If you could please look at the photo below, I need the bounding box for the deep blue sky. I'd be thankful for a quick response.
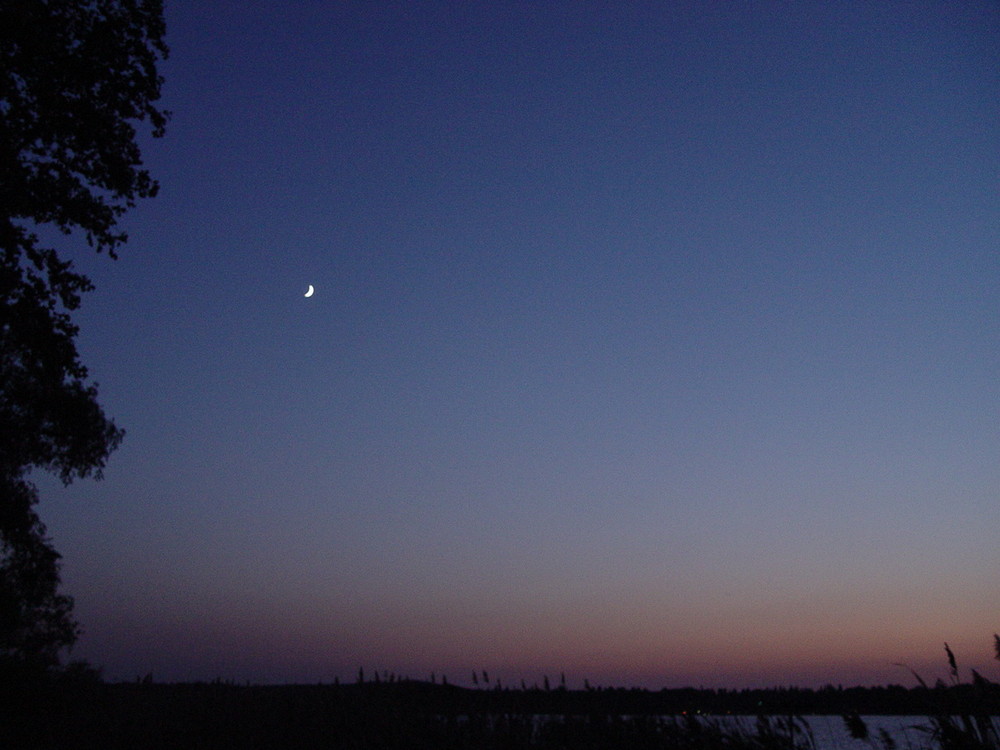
[41,1,999,687]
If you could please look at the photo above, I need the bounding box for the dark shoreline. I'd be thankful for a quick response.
[4,677,998,749]
[95,678,1000,715]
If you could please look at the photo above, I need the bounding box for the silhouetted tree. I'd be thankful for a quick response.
[0,0,167,670]
[0,512,77,672]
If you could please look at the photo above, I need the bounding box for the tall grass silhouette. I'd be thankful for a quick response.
[844,636,1000,750]
[3,635,998,748]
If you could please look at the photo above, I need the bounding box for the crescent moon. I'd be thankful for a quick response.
[304,285,314,298]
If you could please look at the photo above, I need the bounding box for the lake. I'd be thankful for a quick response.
[756,715,934,750]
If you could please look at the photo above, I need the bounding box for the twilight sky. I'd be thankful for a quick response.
[40,1,998,688]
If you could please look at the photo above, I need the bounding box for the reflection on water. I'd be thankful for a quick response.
[771,715,933,750]
[527,714,936,750]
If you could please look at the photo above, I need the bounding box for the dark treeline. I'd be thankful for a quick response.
[5,672,998,749]
[11,673,1000,717]
[274,677,999,716]
[407,679,998,716]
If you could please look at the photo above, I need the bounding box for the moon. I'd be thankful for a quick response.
[304,285,314,298]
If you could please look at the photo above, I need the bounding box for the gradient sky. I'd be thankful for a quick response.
[37,1,998,688]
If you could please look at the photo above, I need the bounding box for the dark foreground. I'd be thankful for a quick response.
[4,674,999,750]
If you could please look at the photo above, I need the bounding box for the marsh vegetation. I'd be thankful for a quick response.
[2,638,997,749]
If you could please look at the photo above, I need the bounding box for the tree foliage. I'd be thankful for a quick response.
[0,0,168,668]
